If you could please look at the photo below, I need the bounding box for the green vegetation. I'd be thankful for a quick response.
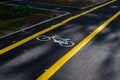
[26,0,94,7]
[0,19,22,31]
[0,3,63,36]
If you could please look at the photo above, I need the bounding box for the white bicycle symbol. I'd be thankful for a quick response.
[36,35,75,47]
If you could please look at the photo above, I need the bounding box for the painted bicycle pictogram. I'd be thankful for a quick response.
[36,35,75,47]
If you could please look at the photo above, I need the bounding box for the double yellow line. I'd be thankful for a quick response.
[0,0,116,55]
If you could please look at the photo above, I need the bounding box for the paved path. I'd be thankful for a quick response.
[0,0,120,80]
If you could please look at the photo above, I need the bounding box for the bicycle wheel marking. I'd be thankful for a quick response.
[36,35,51,41]
[36,35,75,47]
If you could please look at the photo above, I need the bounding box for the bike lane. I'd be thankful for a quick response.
[0,0,120,80]
[50,14,120,80]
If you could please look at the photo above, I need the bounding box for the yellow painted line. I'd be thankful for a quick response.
[0,0,116,55]
[37,11,120,80]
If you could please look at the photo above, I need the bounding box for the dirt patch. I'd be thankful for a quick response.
[0,3,65,37]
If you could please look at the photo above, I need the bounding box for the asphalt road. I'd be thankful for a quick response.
[0,0,120,80]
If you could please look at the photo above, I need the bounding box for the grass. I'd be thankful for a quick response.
[0,19,23,30]
[0,3,64,36]
[25,0,94,7]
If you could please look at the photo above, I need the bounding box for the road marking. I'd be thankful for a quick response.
[36,35,75,47]
[37,11,120,80]
[0,0,116,55]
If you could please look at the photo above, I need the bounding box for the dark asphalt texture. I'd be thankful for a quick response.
[0,0,120,80]
[50,14,120,80]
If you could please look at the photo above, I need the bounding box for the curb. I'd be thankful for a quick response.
[0,12,70,39]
